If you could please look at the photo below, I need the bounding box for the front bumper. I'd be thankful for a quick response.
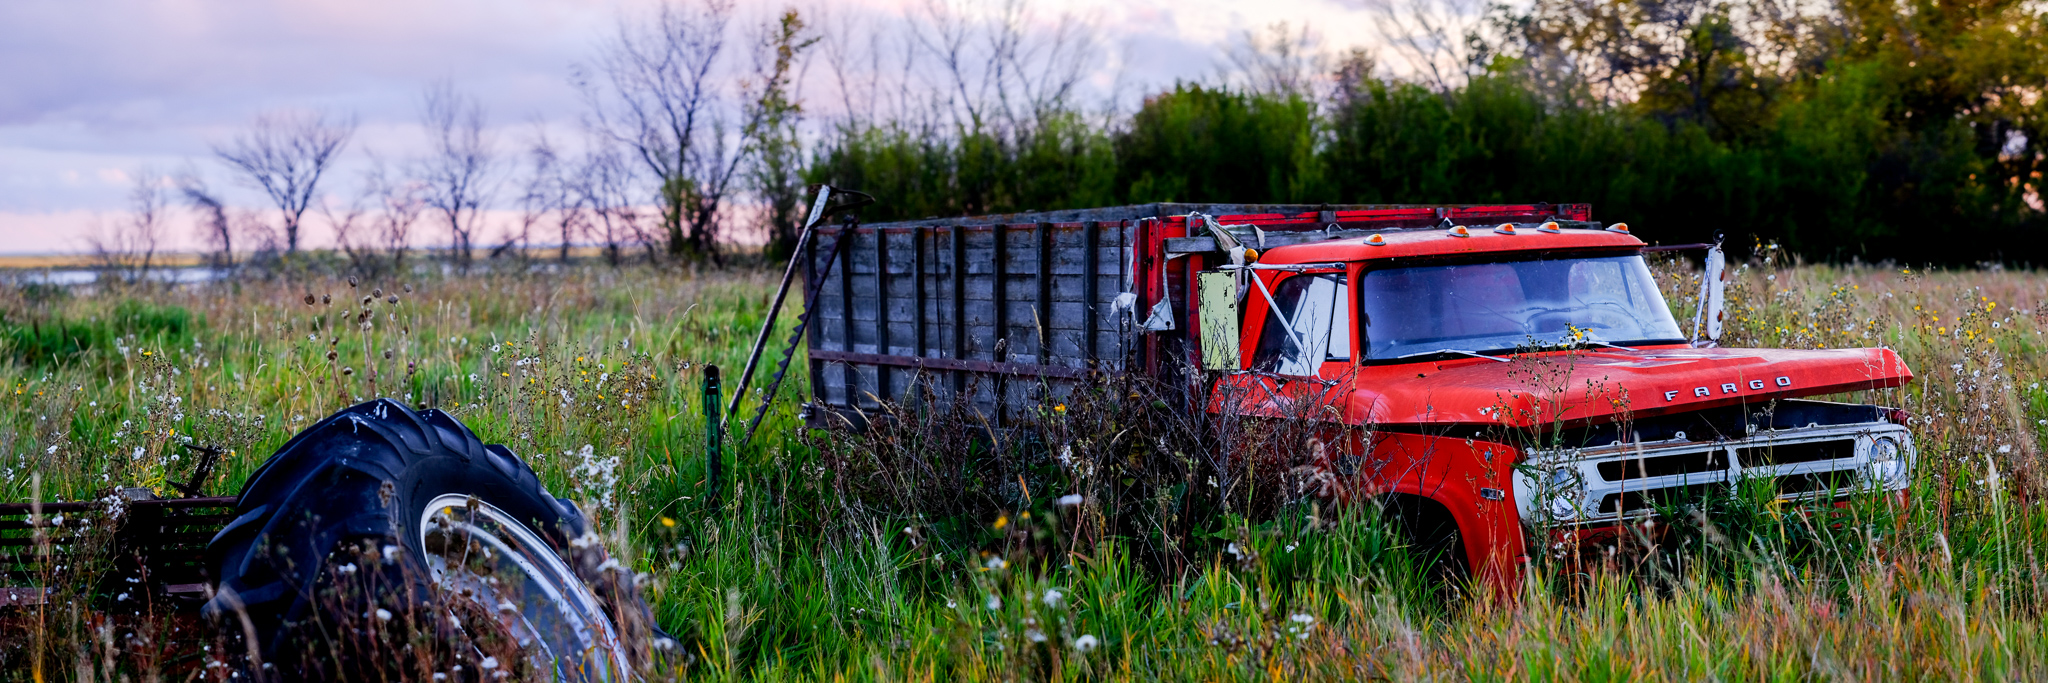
[1513,420,1914,526]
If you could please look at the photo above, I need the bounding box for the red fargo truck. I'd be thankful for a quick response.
[795,198,1916,588]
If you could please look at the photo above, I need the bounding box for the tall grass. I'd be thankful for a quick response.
[3,257,2047,680]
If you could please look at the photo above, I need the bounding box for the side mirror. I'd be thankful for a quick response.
[1198,271,1241,370]
[1692,243,1726,347]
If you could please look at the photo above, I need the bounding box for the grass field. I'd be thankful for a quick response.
[4,254,2048,681]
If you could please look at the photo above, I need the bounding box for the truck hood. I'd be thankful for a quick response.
[1340,346,1914,428]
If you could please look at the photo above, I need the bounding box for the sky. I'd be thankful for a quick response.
[0,0,1397,255]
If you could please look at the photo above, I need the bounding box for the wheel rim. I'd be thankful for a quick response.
[420,494,632,681]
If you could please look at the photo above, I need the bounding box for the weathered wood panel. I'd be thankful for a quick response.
[807,216,1137,424]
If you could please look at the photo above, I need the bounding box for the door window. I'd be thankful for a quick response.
[1252,274,1350,376]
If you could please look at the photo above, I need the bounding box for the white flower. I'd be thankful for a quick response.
[1042,588,1063,607]
[338,563,358,574]
[1998,445,2013,454]
[1026,629,1047,643]
[1225,543,1242,557]
[1057,494,1083,506]
[1285,544,1297,553]
[984,556,1007,571]
[479,656,499,670]
[1290,613,1315,625]
[375,608,392,621]
[986,595,1002,610]
[1073,634,1100,652]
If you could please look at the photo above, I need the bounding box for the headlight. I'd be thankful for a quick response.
[1866,436,1904,485]
[1546,468,1586,518]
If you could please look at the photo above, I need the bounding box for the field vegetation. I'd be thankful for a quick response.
[2,251,2047,680]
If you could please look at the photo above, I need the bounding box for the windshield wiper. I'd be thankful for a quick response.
[1395,349,1511,363]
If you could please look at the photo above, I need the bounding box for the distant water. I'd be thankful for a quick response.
[4,267,228,286]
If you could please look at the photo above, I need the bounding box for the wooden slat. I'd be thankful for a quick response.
[950,226,967,397]
[873,225,891,401]
[1036,222,1051,361]
[806,226,826,410]
[840,227,858,405]
[1084,221,1100,362]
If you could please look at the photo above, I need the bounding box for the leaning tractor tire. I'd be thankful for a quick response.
[203,398,665,681]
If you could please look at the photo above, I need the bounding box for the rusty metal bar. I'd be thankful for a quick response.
[809,349,1093,380]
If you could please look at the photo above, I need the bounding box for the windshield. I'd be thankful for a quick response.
[1359,253,1683,360]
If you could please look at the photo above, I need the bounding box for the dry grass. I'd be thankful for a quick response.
[1,255,2046,680]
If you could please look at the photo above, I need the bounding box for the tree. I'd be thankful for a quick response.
[416,82,498,270]
[579,0,736,262]
[578,143,642,267]
[520,132,588,264]
[88,169,170,285]
[176,169,233,269]
[747,9,818,262]
[212,110,356,253]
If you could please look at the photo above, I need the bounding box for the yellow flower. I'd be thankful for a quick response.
[577,356,585,362]
[501,372,510,377]
[661,516,676,528]
[992,515,1008,531]
[1054,403,1066,414]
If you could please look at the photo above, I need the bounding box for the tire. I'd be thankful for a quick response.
[203,398,668,681]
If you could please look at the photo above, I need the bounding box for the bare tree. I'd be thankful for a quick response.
[366,160,428,274]
[520,131,589,264]
[416,82,498,270]
[578,143,640,267]
[176,168,234,270]
[87,169,170,285]
[1362,0,1494,93]
[580,0,752,262]
[212,110,356,253]
[1221,22,1332,98]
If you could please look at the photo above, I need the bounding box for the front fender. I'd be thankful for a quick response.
[1354,431,1527,592]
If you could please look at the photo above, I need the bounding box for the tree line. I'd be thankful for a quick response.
[808,0,2048,264]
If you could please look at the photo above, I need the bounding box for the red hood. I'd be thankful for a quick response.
[1329,346,1914,428]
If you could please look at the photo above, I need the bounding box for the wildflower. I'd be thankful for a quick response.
[986,595,1002,610]
[984,556,1007,571]
[1043,588,1063,607]
[992,514,1008,530]
[479,657,498,670]
[1290,613,1315,625]
[1057,494,1083,506]
[1027,628,1047,643]
[661,517,677,528]
[375,608,392,621]
[1054,403,1066,414]
[1074,634,1100,652]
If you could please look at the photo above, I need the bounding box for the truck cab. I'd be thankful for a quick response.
[1197,215,1915,588]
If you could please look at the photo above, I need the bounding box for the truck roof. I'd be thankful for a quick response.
[1257,224,1648,265]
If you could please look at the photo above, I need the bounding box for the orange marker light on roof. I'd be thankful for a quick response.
[1244,248,1260,262]
[1494,223,1518,235]
[1538,221,1561,234]
[1606,222,1631,234]
[1365,233,1387,246]
[1448,226,1472,238]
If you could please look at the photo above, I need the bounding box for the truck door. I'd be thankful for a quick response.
[1210,270,1355,423]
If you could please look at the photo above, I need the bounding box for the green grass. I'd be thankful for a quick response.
[4,258,2048,680]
